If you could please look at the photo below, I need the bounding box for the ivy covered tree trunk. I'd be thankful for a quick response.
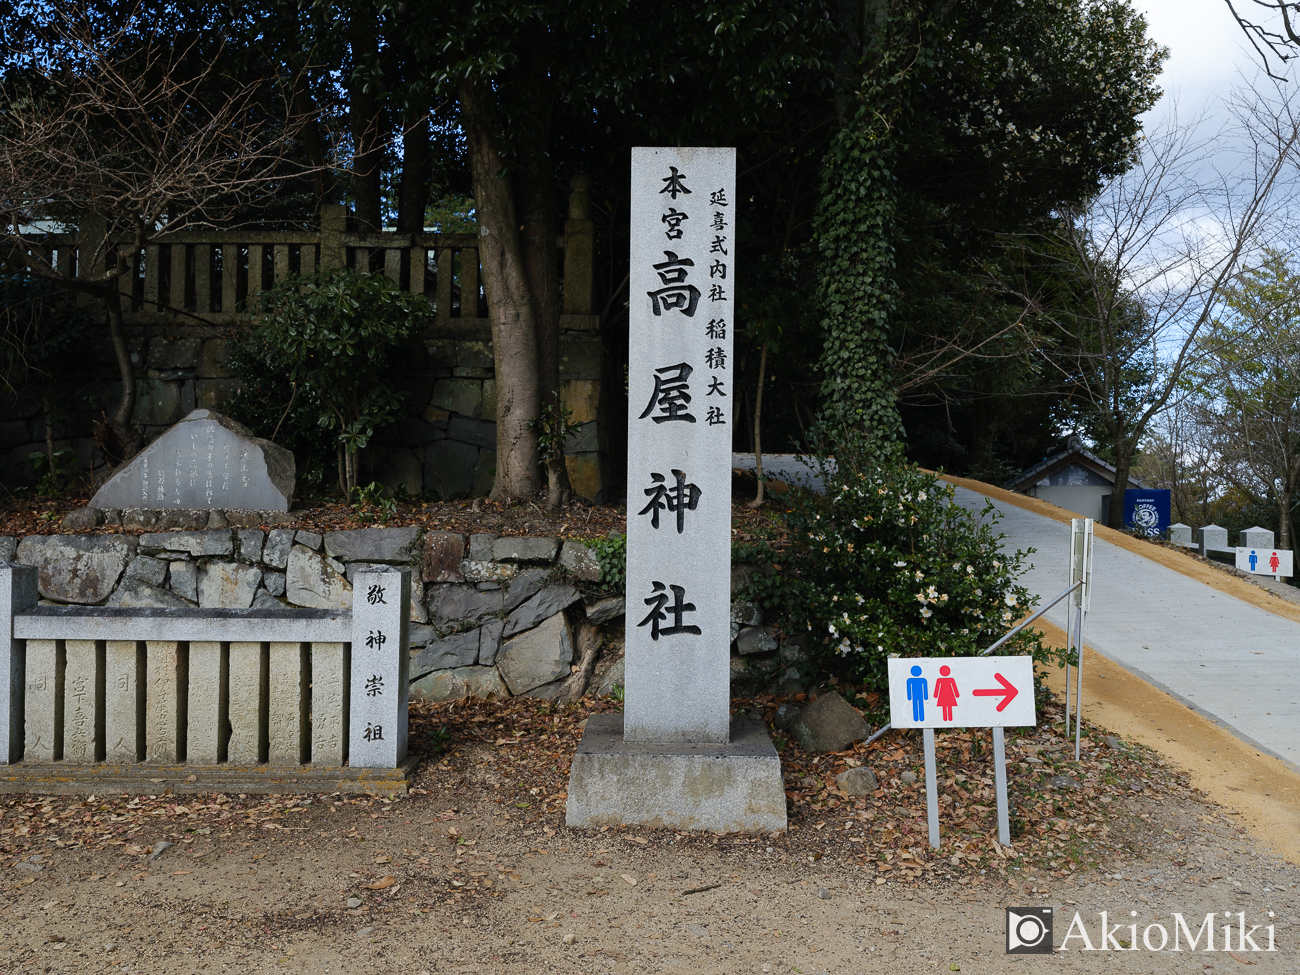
[814,109,905,447]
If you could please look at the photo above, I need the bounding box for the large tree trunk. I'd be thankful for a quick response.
[513,49,570,509]
[1108,439,1135,530]
[1279,488,1293,549]
[104,287,141,460]
[395,105,430,235]
[348,22,384,231]
[460,81,542,502]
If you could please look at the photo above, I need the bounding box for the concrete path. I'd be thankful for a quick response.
[951,485,1300,771]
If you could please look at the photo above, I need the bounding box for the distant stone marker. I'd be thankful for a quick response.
[90,410,295,512]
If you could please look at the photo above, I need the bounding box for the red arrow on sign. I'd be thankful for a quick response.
[972,672,1019,712]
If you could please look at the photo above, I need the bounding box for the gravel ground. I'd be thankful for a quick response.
[1,696,1295,974]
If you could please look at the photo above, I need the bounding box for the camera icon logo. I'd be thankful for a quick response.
[1006,907,1053,954]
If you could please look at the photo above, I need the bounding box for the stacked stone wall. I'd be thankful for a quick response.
[0,526,803,703]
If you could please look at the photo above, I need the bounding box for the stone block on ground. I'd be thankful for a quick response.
[835,766,879,795]
[789,691,871,754]
[496,612,573,695]
[90,409,295,511]
[16,535,137,605]
[565,713,787,832]
[410,666,508,703]
[503,584,581,638]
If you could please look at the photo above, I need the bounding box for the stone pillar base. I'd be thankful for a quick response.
[565,713,787,832]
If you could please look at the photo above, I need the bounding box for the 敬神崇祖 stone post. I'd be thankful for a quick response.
[566,147,785,832]
[349,567,410,768]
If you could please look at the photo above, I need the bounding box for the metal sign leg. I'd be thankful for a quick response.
[1074,607,1087,761]
[993,727,1010,846]
[1063,598,1074,733]
[924,728,939,849]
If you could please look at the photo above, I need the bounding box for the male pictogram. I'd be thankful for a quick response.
[906,665,928,722]
[934,664,960,722]
[1250,549,1259,571]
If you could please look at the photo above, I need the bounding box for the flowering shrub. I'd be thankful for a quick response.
[781,445,1050,692]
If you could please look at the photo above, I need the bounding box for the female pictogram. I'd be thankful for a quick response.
[934,664,960,722]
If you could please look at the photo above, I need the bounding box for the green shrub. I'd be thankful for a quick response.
[225,268,431,497]
[780,436,1051,692]
[588,535,627,593]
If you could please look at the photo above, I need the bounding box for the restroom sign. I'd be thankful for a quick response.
[1235,547,1294,578]
[887,656,1037,729]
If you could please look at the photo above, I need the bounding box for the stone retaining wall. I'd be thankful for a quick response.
[0,527,804,702]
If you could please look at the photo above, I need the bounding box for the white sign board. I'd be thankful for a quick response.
[1235,547,1294,578]
[888,656,1036,729]
[623,147,736,744]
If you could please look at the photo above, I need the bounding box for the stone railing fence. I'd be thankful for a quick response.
[6,177,614,501]
[0,563,412,794]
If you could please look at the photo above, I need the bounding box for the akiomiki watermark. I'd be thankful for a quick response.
[1006,907,1279,954]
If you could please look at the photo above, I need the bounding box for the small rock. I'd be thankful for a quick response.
[773,703,801,730]
[62,507,104,530]
[205,509,229,529]
[148,840,173,861]
[1048,775,1081,790]
[347,897,362,909]
[562,933,577,945]
[1105,735,1122,750]
[789,691,871,753]
[583,595,625,625]
[736,625,779,656]
[357,925,374,936]
[817,887,831,900]
[835,767,880,795]
[900,771,918,785]
[296,529,323,550]
[558,540,602,581]
[13,861,44,874]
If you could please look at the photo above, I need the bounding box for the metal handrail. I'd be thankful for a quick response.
[860,579,1084,747]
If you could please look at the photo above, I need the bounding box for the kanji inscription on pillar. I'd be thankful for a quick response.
[625,147,735,744]
[349,567,410,768]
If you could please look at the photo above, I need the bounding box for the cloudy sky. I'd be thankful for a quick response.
[1135,0,1293,121]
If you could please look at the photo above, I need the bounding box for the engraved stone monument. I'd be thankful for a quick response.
[350,567,410,768]
[90,410,295,512]
[565,147,785,832]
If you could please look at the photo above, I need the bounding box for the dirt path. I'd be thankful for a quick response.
[3,698,1297,974]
